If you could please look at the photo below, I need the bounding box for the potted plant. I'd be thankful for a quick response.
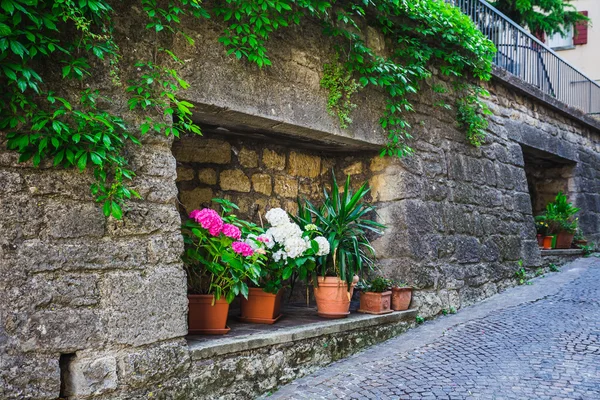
[357,276,393,315]
[239,208,330,324]
[534,218,548,248]
[574,229,588,247]
[182,199,265,334]
[391,281,413,311]
[538,192,580,250]
[296,172,385,318]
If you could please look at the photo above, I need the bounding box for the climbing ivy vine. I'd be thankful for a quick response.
[0,0,495,218]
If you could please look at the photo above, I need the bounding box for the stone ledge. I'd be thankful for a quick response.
[188,308,417,361]
[541,249,584,257]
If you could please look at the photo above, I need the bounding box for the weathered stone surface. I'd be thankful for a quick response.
[252,173,272,196]
[288,151,321,178]
[262,149,286,170]
[180,187,214,212]
[343,161,362,175]
[172,137,231,164]
[197,168,217,185]
[62,355,118,397]
[220,169,251,192]
[274,175,298,198]
[44,201,105,239]
[239,147,258,168]
[176,167,194,182]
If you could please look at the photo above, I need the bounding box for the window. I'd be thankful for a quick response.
[547,25,574,50]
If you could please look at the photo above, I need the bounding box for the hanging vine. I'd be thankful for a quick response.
[0,0,495,218]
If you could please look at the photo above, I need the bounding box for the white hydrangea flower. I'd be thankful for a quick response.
[265,208,290,227]
[273,249,287,262]
[244,234,260,250]
[267,222,302,244]
[284,236,310,259]
[314,236,330,256]
[257,233,275,249]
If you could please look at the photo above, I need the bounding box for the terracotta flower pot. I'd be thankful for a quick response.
[239,288,283,324]
[556,232,575,249]
[391,287,412,311]
[536,234,544,247]
[543,236,554,250]
[313,276,358,319]
[188,294,230,335]
[359,291,392,315]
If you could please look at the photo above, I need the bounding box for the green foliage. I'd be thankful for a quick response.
[415,315,425,324]
[549,263,560,272]
[181,199,265,302]
[320,56,360,129]
[537,192,580,234]
[456,84,492,147]
[295,171,385,286]
[449,306,457,314]
[535,268,544,277]
[213,0,496,156]
[0,0,204,218]
[515,267,528,285]
[491,0,590,36]
[358,276,392,293]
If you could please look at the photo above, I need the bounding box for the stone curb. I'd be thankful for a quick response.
[188,308,417,360]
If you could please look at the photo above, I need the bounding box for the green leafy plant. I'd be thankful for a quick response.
[441,308,449,316]
[549,263,560,272]
[449,306,457,314]
[415,315,425,324]
[537,192,580,234]
[295,172,386,287]
[535,268,544,277]
[321,56,360,129]
[181,199,265,303]
[515,267,528,285]
[358,276,393,293]
[491,0,590,37]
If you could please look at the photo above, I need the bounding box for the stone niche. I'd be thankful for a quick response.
[172,129,377,223]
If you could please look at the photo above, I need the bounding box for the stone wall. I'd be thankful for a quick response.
[1,5,600,399]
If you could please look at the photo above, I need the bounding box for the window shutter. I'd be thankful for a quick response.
[574,11,589,46]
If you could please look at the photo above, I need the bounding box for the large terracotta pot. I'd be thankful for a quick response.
[391,287,412,311]
[358,291,392,315]
[240,288,283,324]
[188,294,230,335]
[543,236,554,250]
[313,276,358,319]
[536,234,544,247]
[556,232,575,249]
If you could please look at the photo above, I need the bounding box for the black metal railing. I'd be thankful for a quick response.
[448,0,600,115]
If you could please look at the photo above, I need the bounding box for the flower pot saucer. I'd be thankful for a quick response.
[238,314,282,325]
[188,326,231,335]
[317,311,350,319]
[357,309,393,315]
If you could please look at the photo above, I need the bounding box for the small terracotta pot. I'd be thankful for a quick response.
[240,288,283,324]
[391,287,412,311]
[536,234,544,247]
[556,232,575,249]
[313,276,358,319]
[359,291,392,314]
[188,294,230,335]
[542,236,554,250]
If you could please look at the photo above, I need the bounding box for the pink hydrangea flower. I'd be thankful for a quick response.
[231,241,254,257]
[257,236,270,243]
[222,223,241,240]
[189,208,223,236]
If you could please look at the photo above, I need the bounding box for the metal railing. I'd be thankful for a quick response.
[447,0,600,115]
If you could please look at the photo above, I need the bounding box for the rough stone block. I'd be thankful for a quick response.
[220,169,251,192]
[131,146,177,178]
[514,192,533,214]
[370,171,422,202]
[61,355,118,397]
[288,151,321,178]
[107,203,180,237]
[172,137,231,164]
[343,161,362,175]
[45,201,105,239]
[198,168,217,185]
[0,194,45,241]
[262,149,286,170]
[454,236,481,264]
[0,353,59,399]
[29,273,100,308]
[369,156,392,173]
[239,147,258,168]
[176,167,194,182]
[274,175,298,198]
[180,187,214,212]
[101,265,187,346]
[252,173,273,196]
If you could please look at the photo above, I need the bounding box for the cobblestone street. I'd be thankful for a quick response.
[267,258,600,399]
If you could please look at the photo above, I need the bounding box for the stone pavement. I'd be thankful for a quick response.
[266,257,600,399]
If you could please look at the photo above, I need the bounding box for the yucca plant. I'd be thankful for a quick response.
[295,172,386,287]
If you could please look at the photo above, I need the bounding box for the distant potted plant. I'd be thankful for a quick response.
[357,276,393,315]
[391,281,413,311]
[537,192,579,250]
[574,229,588,247]
[239,208,330,324]
[296,172,385,318]
[534,218,548,248]
[182,199,265,334]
